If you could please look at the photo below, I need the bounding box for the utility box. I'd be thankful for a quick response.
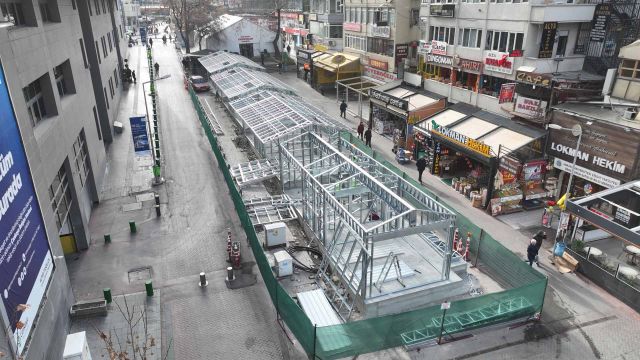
[274,250,293,277]
[63,331,93,360]
[264,222,286,248]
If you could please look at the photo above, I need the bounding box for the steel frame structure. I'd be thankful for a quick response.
[198,50,264,76]
[210,67,295,101]
[335,76,383,121]
[279,132,457,319]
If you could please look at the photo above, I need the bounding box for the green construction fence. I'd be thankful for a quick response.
[188,87,548,359]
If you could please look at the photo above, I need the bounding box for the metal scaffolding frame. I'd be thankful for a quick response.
[210,67,295,101]
[198,50,265,75]
[243,195,298,226]
[279,132,457,320]
[335,76,383,121]
[230,159,279,188]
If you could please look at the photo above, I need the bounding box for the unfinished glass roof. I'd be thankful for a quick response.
[229,91,345,143]
[210,67,295,100]
[198,51,264,75]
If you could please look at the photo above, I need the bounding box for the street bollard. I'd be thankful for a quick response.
[199,272,208,287]
[155,204,161,217]
[155,149,160,159]
[232,242,241,269]
[226,267,234,281]
[145,280,154,296]
[129,221,137,233]
[103,288,112,303]
[104,234,111,244]
[154,193,160,205]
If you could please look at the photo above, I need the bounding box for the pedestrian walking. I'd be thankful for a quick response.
[286,44,291,53]
[527,239,539,267]
[132,70,136,83]
[340,100,347,118]
[416,156,427,184]
[154,62,159,77]
[260,51,265,66]
[364,127,372,147]
[533,231,546,266]
[162,34,167,44]
[149,38,153,48]
[357,121,365,140]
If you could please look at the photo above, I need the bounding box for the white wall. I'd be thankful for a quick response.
[207,19,276,55]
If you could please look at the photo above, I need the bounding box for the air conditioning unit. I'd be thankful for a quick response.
[265,222,286,247]
[274,250,293,277]
[623,108,637,120]
[328,40,337,47]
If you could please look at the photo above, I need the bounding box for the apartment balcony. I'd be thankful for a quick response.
[316,12,344,23]
[530,0,596,22]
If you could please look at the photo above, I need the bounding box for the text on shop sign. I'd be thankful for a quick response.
[550,142,626,174]
[433,121,492,156]
[370,88,409,111]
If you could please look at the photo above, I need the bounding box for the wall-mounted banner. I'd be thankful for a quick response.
[371,26,390,38]
[538,22,558,59]
[590,4,611,42]
[0,58,54,355]
[484,51,513,74]
[427,54,453,66]
[418,40,431,54]
[129,116,150,155]
[516,70,552,87]
[343,22,361,32]
[430,40,447,56]
[498,83,516,104]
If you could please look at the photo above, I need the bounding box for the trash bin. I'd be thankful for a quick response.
[554,242,566,257]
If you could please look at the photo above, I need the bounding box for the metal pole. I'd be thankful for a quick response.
[473,229,484,267]
[555,129,582,243]
[142,82,156,165]
[437,308,448,345]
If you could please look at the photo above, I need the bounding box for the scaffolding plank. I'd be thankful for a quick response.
[230,159,279,187]
[201,97,224,135]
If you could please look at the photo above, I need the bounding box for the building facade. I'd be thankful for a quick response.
[0,0,126,357]
[342,0,422,81]
[417,0,597,117]
[123,0,141,28]
[308,0,343,51]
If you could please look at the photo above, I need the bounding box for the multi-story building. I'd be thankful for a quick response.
[417,0,598,117]
[308,0,343,51]
[123,0,141,29]
[342,0,422,82]
[0,0,125,358]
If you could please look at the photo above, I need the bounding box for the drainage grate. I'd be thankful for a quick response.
[122,202,143,212]
[127,266,152,283]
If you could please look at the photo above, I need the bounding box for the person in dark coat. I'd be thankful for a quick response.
[340,100,347,118]
[149,38,153,48]
[533,230,546,266]
[527,239,539,267]
[132,70,136,83]
[357,121,365,140]
[364,127,372,147]
[416,156,427,184]
[154,62,159,77]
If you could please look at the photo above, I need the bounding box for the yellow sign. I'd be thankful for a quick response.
[408,114,420,125]
[314,44,328,52]
[433,121,492,157]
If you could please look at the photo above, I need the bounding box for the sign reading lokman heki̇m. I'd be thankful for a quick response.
[0,58,54,355]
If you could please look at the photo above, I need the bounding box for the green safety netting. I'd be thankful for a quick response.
[188,88,547,359]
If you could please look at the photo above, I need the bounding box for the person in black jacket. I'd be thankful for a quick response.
[416,156,427,184]
[533,231,546,266]
[527,239,539,267]
[340,100,347,118]
[364,127,372,147]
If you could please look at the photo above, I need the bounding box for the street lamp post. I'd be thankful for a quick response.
[142,74,171,185]
[548,123,582,243]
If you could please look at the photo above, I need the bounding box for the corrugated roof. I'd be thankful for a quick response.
[198,51,264,75]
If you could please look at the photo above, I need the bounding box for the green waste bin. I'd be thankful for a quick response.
[153,165,161,177]
[103,288,112,303]
[104,234,111,243]
[129,221,137,233]
[145,280,154,296]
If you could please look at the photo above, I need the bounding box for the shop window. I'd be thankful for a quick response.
[329,24,342,39]
[480,75,510,97]
[486,30,523,52]
[367,37,393,57]
[73,130,91,188]
[429,26,455,44]
[459,28,482,48]
[54,60,75,97]
[345,34,367,51]
[49,165,72,231]
[556,35,568,57]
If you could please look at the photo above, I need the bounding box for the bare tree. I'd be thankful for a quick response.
[195,11,224,51]
[165,0,216,53]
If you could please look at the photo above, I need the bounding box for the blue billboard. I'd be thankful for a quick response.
[129,115,150,155]
[0,59,54,353]
[140,27,147,44]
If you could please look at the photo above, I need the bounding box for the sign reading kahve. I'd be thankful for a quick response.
[369,88,409,111]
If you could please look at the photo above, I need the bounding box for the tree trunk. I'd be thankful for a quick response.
[273,8,281,58]
[198,35,203,51]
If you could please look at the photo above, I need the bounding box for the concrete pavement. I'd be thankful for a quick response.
[274,71,640,360]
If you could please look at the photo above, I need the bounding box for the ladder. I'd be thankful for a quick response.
[374,252,406,292]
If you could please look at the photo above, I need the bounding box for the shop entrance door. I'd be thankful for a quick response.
[60,233,77,254]
[239,44,254,58]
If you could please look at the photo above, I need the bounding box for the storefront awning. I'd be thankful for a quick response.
[370,81,445,118]
[314,53,361,73]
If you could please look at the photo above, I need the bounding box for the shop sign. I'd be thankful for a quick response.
[514,96,547,118]
[238,35,253,43]
[499,156,521,183]
[553,158,621,188]
[297,50,310,61]
[344,22,361,32]
[430,4,455,17]
[458,58,482,73]
[363,66,398,82]
[615,207,631,224]
[498,83,516,104]
[590,4,611,42]
[484,51,513,74]
[509,49,523,57]
[538,22,558,59]
[371,26,391,38]
[369,88,409,111]
[369,59,389,71]
[432,121,492,156]
[431,40,447,55]
[427,54,453,66]
[523,160,545,182]
[432,142,442,174]
[309,13,317,21]
[516,71,552,87]
[395,44,409,65]
[418,40,431,54]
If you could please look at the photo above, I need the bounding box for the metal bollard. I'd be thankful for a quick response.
[154,193,160,205]
[129,221,137,233]
[145,280,154,296]
[103,288,112,303]
[232,242,241,269]
[199,272,208,287]
[155,204,161,217]
[104,234,111,244]
[226,267,234,281]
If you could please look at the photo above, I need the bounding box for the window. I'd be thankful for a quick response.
[368,8,374,24]
[355,7,359,23]
[1,2,25,25]
[94,0,100,14]
[54,64,67,97]
[619,59,640,79]
[39,3,51,22]
[101,0,106,14]
[104,87,109,109]
[345,34,367,51]
[71,0,75,10]
[73,131,91,187]
[108,77,114,98]
[374,8,389,25]
[329,24,342,39]
[486,30,523,52]
[113,68,118,87]
[362,7,367,24]
[462,0,485,3]
[459,28,483,48]
[107,32,112,52]
[490,0,528,3]
[93,106,102,140]
[556,35,568,57]
[49,166,72,231]
[574,22,590,55]
[429,26,455,44]
[95,40,101,63]
[79,39,88,68]
[431,0,454,3]
[23,78,47,127]
[101,36,107,58]
[87,0,92,15]
[367,37,394,57]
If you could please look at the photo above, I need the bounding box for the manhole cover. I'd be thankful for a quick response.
[122,202,143,212]
[127,267,152,283]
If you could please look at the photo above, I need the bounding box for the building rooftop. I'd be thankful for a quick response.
[619,39,640,60]
[552,102,640,130]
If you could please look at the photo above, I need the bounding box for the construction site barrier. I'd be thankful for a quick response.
[188,87,548,359]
